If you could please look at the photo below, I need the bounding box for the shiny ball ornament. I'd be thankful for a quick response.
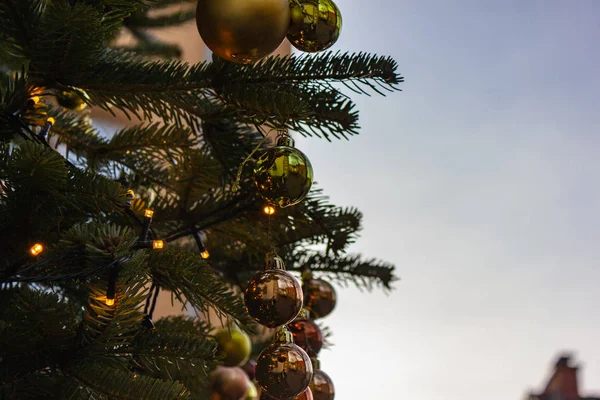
[309,368,334,400]
[215,328,253,367]
[195,0,290,63]
[256,330,313,399]
[244,381,258,400]
[287,0,342,53]
[288,317,323,357]
[262,387,314,400]
[241,360,257,381]
[56,90,87,111]
[211,366,251,400]
[245,253,303,328]
[253,131,313,208]
[309,367,334,400]
[302,279,336,319]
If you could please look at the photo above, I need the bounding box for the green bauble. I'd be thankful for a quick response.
[253,132,313,208]
[215,328,252,367]
[287,0,342,53]
[56,90,87,111]
[244,381,258,400]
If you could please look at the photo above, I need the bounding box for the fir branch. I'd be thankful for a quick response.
[221,51,403,93]
[79,282,148,356]
[147,248,256,331]
[131,329,218,377]
[290,252,398,291]
[65,361,189,400]
[0,288,78,383]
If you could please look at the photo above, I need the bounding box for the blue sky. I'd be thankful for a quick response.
[294,1,600,399]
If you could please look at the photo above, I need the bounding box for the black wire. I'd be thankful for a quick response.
[143,282,157,315]
[148,283,161,319]
[1,256,128,284]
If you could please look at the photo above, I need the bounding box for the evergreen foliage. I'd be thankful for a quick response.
[0,0,402,398]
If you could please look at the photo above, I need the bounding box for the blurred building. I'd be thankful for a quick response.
[526,355,600,400]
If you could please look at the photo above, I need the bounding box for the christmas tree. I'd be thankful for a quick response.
[0,0,402,398]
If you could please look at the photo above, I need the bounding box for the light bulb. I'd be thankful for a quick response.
[263,205,276,215]
[30,243,44,256]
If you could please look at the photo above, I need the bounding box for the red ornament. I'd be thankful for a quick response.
[242,360,257,381]
[211,366,251,400]
[288,318,323,357]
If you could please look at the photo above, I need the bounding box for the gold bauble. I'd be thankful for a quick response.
[244,381,258,400]
[56,90,87,111]
[256,341,312,398]
[195,0,290,63]
[287,0,342,53]
[214,328,253,367]
[309,369,334,400]
[302,279,336,320]
[244,254,303,328]
[254,132,313,208]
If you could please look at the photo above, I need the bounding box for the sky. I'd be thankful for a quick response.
[292,1,600,399]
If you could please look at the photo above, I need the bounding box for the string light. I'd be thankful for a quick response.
[31,96,40,104]
[105,262,120,307]
[29,243,44,256]
[263,205,276,215]
[39,117,55,139]
[152,240,164,250]
[144,209,154,219]
[192,228,210,259]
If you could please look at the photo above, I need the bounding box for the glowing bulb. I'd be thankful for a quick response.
[152,240,164,250]
[263,205,276,215]
[105,298,115,306]
[46,117,55,125]
[31,96,40,104]
[126,189,134,196]
[144,209,154,218]
[30,243,44,256]
[201,250,210,259]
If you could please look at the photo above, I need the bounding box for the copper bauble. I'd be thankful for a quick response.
[253,132,313,208]
[244,254,303,328]
[302,279,336,319]
[211,366,251,400]
[309,369,334,400]
[256,343,312,398]
[195,0,290,63]
[288,318,323,357]
[287,0,342,53]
